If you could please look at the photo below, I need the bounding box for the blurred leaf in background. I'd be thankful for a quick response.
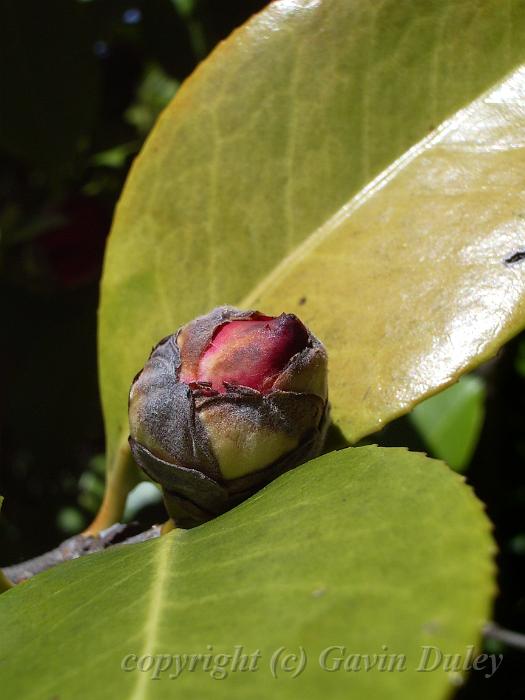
[410,375,486,472]
[125,63,179,135]
[514,336,525,378]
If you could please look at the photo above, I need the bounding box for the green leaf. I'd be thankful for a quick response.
[246,62,525,441]
[0,447,495,699]
[410,376,486,472]
[91,143,139,170]
[99,0,525,496]
[125,63,179,136]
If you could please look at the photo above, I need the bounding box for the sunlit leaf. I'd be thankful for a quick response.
[246,68,525,438]
[97,0,525,514]
[0,447,495,699]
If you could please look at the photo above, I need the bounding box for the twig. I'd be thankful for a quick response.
[484,622,525,651]
[2,522,161,585]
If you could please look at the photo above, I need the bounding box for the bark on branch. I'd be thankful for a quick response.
[2,522,161,585]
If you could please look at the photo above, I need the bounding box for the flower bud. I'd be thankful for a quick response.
[129,306,329,526]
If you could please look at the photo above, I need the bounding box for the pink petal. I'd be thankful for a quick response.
[195,314,309,393]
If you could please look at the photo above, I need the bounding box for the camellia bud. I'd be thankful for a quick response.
[129,306,329,526]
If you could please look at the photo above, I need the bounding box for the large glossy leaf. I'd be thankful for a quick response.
[247,63,525,437]
[99,0,525,482]
[0,447,495,699]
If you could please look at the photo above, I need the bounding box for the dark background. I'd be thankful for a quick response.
[0,2,523,697]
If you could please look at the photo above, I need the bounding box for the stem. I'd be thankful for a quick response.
[161,518,176,535]
[484,622,525,651]
[84,440,140,535]
[2,522,161,586]
[0,568,13,592]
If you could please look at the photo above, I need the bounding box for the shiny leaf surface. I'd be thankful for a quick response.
[99,0,525,479]
[247,66,525,437]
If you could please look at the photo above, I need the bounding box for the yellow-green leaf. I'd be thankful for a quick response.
[0,447,496,699]
[99,0,525,486]
[247,66,525,437]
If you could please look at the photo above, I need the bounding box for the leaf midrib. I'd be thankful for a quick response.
[130,534,173,700]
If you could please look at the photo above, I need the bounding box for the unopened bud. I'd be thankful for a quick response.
[129,306,329,526]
